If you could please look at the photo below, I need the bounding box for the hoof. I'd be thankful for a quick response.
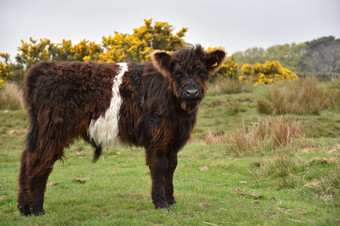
[32,210,45,216]
[155,203,169,212]
[160,207,170,212]
[18,205,31,217]
[30,207,45,216]
[167,198,176,206]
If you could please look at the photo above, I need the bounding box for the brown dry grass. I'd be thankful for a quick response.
[208,77,253,95]
[0,82,25,111]
[206,117,304,155]
[270,117,304,147]
[206,131,226,145]
[258,76,340,115]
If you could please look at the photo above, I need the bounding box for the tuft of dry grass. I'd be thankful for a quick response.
[255,143,340,191]
[271,117,304,147]
[206,117,304,155]
[258,76,340,115]
[303,161,340,201]
[0,82,25,111]
[206,130,226,145]
[258,151,300,189]
[208,77,252,95]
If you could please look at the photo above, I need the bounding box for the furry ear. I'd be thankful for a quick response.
[151,50,171,77]
[206,49,227,76]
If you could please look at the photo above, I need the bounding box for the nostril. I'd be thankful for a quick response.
[186,89,196,94]
[186,89,199,98]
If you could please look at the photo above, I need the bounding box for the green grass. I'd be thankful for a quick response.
[0,81,340,225]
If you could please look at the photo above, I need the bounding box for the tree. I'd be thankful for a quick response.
[266,42,307,72]
[234,43,308,73]
[234,47,266,66]
[300,36,340,73]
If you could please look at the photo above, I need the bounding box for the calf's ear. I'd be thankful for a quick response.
[151,50,171,77]
[206,49,227,76]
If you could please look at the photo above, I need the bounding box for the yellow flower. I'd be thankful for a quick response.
[83,56,91,62]
[241,60,298,85]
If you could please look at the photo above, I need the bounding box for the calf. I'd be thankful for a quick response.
[18,45,226,216]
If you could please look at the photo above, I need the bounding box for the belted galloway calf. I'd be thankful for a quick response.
[18,45,226,216]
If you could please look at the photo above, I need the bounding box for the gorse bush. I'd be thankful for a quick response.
[258,76,340,115]
[240,60,298,85]
[100,19,187,63]
[15,19,187,66]
[0,19,189,85]
[0,53,13,85]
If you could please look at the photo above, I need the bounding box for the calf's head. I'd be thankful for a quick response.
[152,45,226,112]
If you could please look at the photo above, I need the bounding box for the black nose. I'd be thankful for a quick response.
[186,89,199,99]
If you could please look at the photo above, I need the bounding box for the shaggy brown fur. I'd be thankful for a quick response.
[18,45,226,216]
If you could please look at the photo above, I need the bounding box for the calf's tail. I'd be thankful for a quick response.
[26,106,38,153]
[24,63,41,153]
[93,146,102,163]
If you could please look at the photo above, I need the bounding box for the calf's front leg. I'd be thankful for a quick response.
[164,154,177,205]
[147,151,169,211]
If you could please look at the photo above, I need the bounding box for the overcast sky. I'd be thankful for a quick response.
[1,0,339,60]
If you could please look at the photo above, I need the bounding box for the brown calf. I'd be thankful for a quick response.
[18,45,226,215]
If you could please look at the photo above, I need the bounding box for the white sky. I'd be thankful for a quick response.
[0,0,339,60]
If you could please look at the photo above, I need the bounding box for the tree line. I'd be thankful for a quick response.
[234,36,340,74]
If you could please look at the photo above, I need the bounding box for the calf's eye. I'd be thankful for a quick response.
[199,72,207,79]
[174,72,182,79]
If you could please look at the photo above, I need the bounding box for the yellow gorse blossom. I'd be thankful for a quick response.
[241,60,298,85]
[4,19,188,84]
[0,53,13,83]
[99,19,187,63]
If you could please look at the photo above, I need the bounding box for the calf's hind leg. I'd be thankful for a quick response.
[18,148,31,216]
[18,147,60,216]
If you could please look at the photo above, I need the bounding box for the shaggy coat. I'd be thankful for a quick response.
[18,45,226,216]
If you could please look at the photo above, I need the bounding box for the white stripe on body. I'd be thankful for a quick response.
[87,63,128,147]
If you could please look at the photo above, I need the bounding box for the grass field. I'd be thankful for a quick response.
[0,79,339,225]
